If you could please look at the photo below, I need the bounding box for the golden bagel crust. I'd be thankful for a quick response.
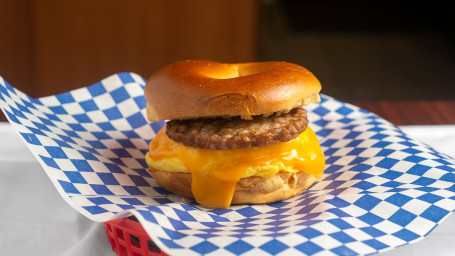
[149,168,316,205]
[145,60,321,121]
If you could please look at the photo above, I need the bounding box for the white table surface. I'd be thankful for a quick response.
[1,122,454,256]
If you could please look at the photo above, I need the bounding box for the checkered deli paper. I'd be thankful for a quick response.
[1,73,455,256]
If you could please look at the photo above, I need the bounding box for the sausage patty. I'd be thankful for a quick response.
[165,108,308,150]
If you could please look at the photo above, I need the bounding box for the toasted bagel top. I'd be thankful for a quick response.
[144,60,321,121]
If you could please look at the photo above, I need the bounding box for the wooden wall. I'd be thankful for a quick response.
[0,0,259,97]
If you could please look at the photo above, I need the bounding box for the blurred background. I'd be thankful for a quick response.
[0,0,454,101]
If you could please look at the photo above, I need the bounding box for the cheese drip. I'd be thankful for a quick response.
[147,126,324,208]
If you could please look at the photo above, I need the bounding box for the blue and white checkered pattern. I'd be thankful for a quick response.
[1,73,454,256]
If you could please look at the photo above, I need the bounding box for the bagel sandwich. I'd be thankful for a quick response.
[144,60,325,208]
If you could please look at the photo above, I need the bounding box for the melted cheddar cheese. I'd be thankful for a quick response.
[147,127,325,208]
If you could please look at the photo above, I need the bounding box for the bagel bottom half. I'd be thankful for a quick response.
[149,168,316,205]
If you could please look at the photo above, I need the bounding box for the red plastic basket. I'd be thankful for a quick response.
[105,216,168,256]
